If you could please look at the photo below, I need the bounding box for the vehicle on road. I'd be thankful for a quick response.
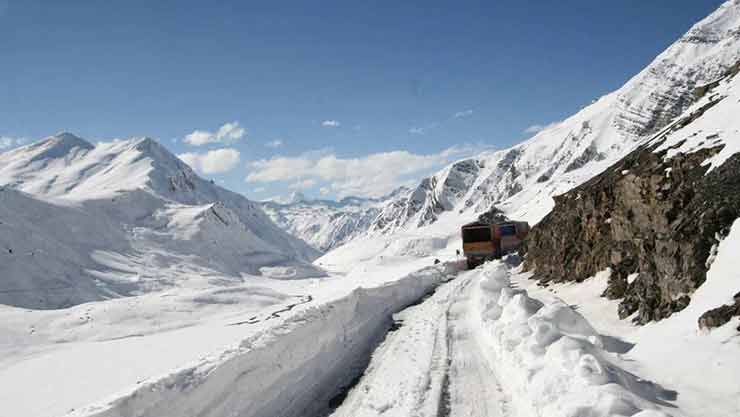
[461,221,529,269]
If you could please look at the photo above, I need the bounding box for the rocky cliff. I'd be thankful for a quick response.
[524,64,740,324]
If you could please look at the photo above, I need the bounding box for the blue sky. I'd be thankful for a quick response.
[0,0,726,200]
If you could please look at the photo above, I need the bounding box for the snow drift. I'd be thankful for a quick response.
[66,263,460,417]
[475,261,674,417]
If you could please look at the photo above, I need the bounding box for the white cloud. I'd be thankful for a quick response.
[453,109,473,118]
[178,148,241,174]
[184,121,246,146]
[253,187,266,193]
[409,127,425,135]
[265,139,284,148]
[246,145,479,198]
[289,179,317,190]
[0,136,25,149]
[524,121,561,135]
[321,120,340,128]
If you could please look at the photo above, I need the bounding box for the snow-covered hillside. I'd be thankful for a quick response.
[260,189,407,252]
[367,0,740,236]
[0,133,321,309]
[320,0,740,270]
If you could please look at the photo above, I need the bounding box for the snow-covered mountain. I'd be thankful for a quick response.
[260,188,408,252]
[367,0,740,235]
[0,133,321,309]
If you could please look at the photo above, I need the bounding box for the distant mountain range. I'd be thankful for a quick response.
[260,188,409,252]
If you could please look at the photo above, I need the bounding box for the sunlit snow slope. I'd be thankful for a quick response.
[0,134,321,309]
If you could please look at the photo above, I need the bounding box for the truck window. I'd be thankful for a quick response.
[499,224,517,236]
[462,227,491,243]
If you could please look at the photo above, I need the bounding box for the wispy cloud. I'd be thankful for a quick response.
[246,145,481,198]
[184,121,246,146]
[0,136,26,150]
[408,109,473,135]
[265,139,284,148]
[523,120,562,135]
[453,109,473,118]
[321,120,340,128]
[178,148,241,174]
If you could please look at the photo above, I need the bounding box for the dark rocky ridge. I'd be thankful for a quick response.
[523,95,740,324]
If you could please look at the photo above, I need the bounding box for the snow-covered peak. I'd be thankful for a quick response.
[0,135,203,202]
[0,137,325,311]
[20,131,94,162]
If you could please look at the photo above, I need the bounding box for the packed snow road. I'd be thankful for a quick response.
[329,270,510,417]
[329,260,678,417]
[2,259,681,417]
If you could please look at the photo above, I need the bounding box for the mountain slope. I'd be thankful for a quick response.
[0,134,321,309]
[366,0,740,236]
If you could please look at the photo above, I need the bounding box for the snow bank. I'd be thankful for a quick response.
[384,235,449,257]
[474,262,673,417]
[258,263,327,280]
[70,263,461,417]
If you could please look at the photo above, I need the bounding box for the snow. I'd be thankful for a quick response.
[330,269,510,417]
[510,218,740,417]
[0,134,320,309]
[476,261,674,417]
[1,2,740,416]
[0,262,461,417]
[260,193,397,253]
[651,68,740,172]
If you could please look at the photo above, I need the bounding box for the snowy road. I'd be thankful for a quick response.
[443,276,509,417]
[330,270,509,417]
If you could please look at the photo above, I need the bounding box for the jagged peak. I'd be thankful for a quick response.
[45,132,94,149]
[22,132,94,162]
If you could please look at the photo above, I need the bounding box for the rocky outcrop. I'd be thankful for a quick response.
[524,133,740,323]
[524,56,740,325]
[698,292,740,331]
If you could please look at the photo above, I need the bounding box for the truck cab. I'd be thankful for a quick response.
[461,221,529,269]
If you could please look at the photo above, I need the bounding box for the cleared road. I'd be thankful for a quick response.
[329,270,510,417]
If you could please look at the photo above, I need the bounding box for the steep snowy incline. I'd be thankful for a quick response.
[0,134,320,309]
[366,0,740,236]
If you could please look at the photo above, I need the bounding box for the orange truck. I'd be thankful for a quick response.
[461,221,529,269]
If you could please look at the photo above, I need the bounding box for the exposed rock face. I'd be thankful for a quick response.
[369,159,482,234]
[698,292,740,331]
[524,131,740,324]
